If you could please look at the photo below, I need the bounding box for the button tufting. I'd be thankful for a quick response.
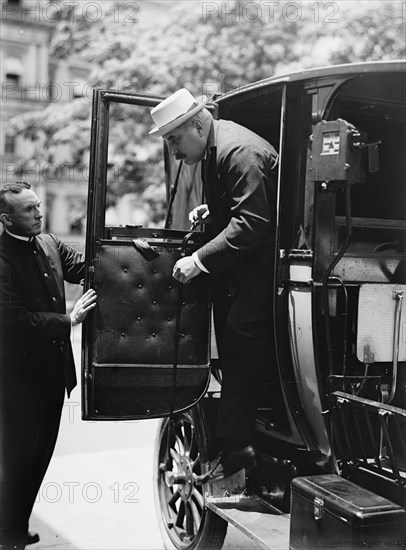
[44,273,49,278]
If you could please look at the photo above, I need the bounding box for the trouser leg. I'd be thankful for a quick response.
[29,401,64,514]
[0,398,63,548]
[216,286,276,444]
[0,402,38,548]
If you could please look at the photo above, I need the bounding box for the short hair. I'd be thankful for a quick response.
[0,181,31,215]
[181,107,213,131]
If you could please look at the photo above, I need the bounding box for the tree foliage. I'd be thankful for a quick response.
[10,0,405,221]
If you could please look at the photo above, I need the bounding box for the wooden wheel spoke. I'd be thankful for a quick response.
[168,489,181,512]
[192,487,204,508]
[189,423,196,457]
[175,500,185,528]
[170,447,181,464]
[182,424,191,455]
[190,498,202,529]
[189,425,196,456]
[175,434,185,455]
[185,502,194,537]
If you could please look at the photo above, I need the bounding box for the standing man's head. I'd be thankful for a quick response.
[0,181,43,237]
[149,88,213,165]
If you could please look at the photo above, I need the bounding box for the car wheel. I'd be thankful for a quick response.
[153,405,227,550]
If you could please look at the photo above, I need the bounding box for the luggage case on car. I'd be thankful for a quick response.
[289,474,406,549]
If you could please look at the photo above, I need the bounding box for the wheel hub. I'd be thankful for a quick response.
[164,456,195,500]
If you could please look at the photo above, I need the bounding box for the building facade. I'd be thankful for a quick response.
[1,0,91,236]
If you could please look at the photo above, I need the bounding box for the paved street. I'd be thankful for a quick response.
[29,325,260,550]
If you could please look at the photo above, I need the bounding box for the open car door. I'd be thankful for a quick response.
[82,90,211,420]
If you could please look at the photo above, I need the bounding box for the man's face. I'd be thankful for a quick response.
[6,189,43,237]
[163,121,207,165]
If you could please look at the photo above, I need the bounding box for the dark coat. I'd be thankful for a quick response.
[0,231,85,545]
[195,120,279,443]
[196,119,278,298]
[0,231,84,400]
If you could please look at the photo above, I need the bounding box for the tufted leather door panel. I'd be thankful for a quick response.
[83,229,211,419]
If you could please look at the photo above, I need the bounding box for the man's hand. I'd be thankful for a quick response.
[172,256,202,284]
[70,289,97,326]
[189,204,211,226]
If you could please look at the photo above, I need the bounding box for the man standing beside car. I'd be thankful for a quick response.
[149,89,278,479]
[0,181,96,550]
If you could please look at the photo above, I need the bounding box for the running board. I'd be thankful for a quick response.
[206,495,290,550]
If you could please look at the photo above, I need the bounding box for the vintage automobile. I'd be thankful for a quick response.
[82,60,406,549]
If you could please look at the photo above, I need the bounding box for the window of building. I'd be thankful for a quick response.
[71,68,90,100]
[5,135,16,155]
[6,73,20,87]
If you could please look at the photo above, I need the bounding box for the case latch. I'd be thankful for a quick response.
[314,496,324,521]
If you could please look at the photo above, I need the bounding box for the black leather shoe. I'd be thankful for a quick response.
[209,445,257,481]
[26,532,40,545]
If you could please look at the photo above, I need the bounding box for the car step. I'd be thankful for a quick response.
[206,495,290,549]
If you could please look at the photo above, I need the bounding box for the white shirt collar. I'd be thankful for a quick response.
[6,230,31,242]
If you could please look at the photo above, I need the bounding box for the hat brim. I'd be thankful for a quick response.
[149,96,208,137]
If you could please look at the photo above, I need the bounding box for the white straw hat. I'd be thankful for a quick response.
[149,88,207,137]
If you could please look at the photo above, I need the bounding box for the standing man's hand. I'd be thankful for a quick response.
[173,257,202,284]
[70,289,97,325]
[189,204,211,226]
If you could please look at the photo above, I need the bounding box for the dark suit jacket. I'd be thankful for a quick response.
[0,232,85,402]
[196,119,278,298]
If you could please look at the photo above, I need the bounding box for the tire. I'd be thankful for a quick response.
[153,404,227,550]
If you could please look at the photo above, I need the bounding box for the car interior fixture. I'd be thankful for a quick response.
[83,61,406,549]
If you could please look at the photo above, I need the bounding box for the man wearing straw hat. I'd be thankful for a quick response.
[150,89,278,480]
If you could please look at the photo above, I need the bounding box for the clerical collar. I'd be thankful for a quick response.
[6,230,31,242]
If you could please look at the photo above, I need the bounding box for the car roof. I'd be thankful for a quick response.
[216,60,406,102]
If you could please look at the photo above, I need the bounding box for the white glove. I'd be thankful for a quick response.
[189,204,211,226]
[70,289,97,326]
